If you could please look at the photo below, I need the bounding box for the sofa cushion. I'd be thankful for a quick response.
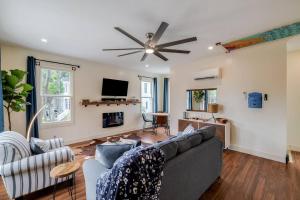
[184,132,203,147]
[154,140,178,161]
[30,137,50,154]
[198,126,216,141]
[171,135,192,153]
[95,143,134,168]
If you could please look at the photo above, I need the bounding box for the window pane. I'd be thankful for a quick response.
[141,81,152,97]
[207,89,217,104]
[141,97,153,113]
[41,68,71,95]
[42,96,71,123]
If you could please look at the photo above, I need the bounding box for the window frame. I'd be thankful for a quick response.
[140,78,153,113]
[186,88,217,112]
[37,65,75,128]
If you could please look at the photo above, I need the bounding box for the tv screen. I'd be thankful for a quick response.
[101,78,128,96]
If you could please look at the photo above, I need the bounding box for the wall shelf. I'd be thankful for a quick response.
[81,99,141,107]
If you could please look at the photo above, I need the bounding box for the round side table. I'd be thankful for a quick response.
[50,161,80,200]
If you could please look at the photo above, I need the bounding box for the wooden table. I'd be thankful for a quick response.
[149,112,169,116]
[50,161,81,200]
[149,113,170,135]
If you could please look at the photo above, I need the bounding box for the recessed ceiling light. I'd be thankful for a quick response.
[145,64,149,68]
[208,46,214,50]
[41,38,48,43]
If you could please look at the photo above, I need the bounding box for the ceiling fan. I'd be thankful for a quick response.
[103,22,197,62]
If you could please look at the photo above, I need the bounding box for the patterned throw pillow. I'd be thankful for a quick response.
[30,137,50,154]
[182,124,195,135]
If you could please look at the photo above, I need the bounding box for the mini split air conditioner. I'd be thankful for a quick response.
[194,67,221,80]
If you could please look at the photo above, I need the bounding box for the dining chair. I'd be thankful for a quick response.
[142,113,157,133]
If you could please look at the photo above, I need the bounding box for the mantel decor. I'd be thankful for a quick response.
[81,99,141,107]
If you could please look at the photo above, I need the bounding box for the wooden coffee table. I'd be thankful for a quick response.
[50,161,80,200]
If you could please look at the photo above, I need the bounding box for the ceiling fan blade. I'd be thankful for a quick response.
[114,27,145,47]
[103,48,144,51]
[140,53,148,61]
[154,51,168,61]
[158,49,190,54]
[156,37,197,48]
[118,50,143,57]
[150,22,169,46]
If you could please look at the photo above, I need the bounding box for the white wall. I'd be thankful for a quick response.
[170,40,287,163]
[287,50,300,151]
[0,44,161,144]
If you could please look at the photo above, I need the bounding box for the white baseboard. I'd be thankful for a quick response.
[64,128,142,145]
[229,144,286,163]
[288,144,300,152]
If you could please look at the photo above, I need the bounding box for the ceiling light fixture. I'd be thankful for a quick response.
[145,48,154,54]
[208,46,214,50]
[41,38,48,43]
[145,64,149,68]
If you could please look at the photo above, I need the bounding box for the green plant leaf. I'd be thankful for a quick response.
[11,102,22,112]
[6,75,20,88]
[10,69,26,80]
[2,85,14,93]
[1,70,8,81]
[2,68,33,130]
[22,83,33,92]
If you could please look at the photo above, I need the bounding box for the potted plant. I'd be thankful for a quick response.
[1,69,33,130]
[193,90,205,103]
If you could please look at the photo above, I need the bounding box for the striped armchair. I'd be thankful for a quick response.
[0,131,74,199]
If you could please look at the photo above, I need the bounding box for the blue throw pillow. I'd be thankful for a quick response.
[95,144,134,168]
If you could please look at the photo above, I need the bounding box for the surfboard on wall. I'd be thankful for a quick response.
[220,22,300,52]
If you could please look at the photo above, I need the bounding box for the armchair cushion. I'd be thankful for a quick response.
[0,146,74,177]
[0,131,31,165]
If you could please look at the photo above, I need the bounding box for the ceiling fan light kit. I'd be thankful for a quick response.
[103,21,197,62]
[145,48,154,54]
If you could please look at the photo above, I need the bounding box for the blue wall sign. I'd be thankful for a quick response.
[248,92,263,108]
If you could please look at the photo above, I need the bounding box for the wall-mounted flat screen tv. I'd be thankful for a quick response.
[101,78,128,96]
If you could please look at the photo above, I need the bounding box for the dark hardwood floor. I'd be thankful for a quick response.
[1,131,299,200]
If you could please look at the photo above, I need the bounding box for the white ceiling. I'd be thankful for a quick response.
[1,0,300,74]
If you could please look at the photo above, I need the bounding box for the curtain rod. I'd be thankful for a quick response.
[35,59,80,69]
[138,75,154,79]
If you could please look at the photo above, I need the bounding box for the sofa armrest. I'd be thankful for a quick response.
[83,159,109,200]
[0,146,74,177]
[45,137,64,150]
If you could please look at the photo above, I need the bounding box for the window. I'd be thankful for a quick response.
[186,88,217,111]
[40,67,73,125]
[141,80,153,113]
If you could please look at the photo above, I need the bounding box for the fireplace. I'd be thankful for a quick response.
[103,112,124,128]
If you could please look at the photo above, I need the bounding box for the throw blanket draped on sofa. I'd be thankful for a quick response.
[96,146,165,200]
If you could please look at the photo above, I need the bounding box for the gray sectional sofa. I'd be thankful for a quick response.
[83,126,223,200]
